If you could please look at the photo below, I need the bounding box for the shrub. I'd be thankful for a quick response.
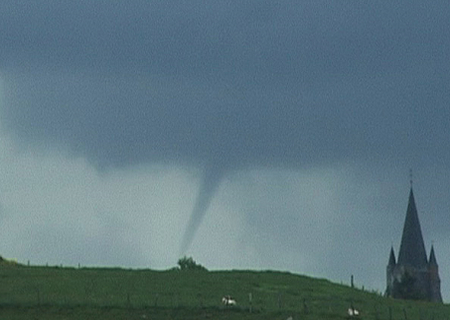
[177,256,207,271]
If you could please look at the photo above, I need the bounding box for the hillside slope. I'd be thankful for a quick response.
[0,264,448,320]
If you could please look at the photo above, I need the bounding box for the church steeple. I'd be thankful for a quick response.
[397,188,428,268]
[388,246,396,266]
[428,244,443,302]
[386,183,442,303]
[429,245,438,266]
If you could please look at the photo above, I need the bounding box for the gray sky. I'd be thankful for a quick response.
[1,0,450,300]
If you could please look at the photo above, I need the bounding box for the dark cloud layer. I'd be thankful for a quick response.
[1,2,450,262]
[2,1,449,169]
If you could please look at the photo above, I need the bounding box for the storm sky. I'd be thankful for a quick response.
[1,1,450,300]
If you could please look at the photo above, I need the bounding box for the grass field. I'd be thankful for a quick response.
[0,262,448,320]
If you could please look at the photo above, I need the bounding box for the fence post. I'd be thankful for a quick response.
[35,287,41,306]
[249,292,253,313]
[278,292,282,309]
[303,298,309,315]
[374,303,380,320]
[197,293,203,308]
[126,292,131,308]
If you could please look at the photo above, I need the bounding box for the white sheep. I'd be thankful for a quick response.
[348,307,360,317]
[222,296,236,306]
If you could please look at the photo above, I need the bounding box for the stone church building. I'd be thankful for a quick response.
[385,187,442,302]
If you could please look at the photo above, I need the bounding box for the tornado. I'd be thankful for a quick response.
[180,163,225,254]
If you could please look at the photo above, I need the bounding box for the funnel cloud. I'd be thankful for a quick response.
[181,163,226,254]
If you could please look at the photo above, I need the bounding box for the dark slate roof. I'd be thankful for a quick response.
[429,245,438,266]
[388,247,396,265]
[397,188,428,268]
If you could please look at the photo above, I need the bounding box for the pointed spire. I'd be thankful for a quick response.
[429,245,438,266]
[409,169,413,189]
[388,246,396,266]
[397,188,428,268]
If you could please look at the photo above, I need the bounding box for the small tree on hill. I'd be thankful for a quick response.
[177,256,207,271]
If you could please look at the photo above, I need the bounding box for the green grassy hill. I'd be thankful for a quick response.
[0,262,448,320]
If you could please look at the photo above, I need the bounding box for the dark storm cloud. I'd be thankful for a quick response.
[2,1,450,168]
[1,1,450,251]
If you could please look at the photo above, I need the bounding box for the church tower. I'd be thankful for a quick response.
[385,187,442,302]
